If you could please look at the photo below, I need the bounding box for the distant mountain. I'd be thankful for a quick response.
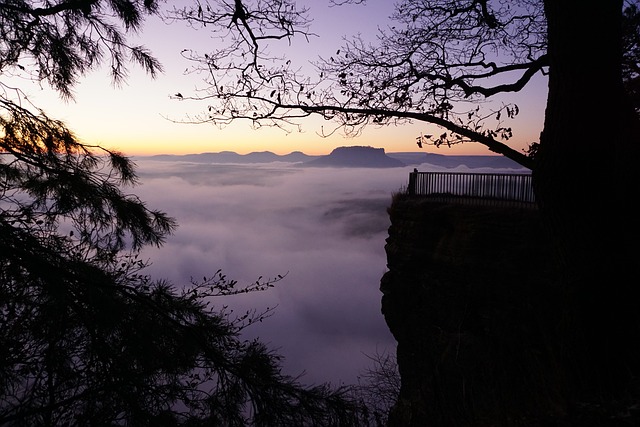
[414,153,525,169]
[386,152,526,169]
[302,146,406,168]
[138,147,528,170]
[386,152,429,165]
[280,151,319,163]
[141,151,320,164]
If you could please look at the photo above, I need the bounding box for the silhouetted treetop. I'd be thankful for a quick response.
[0,0,174,254]
[170,0,554,168]
[1,2,374,424]
[0,0,162,98]
[170,0,640,169]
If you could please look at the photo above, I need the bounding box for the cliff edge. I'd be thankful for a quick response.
[381,194,640,426]
[380,195,575,426]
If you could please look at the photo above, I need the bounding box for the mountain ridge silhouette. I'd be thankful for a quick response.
[138,146,526,170]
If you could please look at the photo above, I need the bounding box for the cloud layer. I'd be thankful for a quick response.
[131,159,527,386]
[132,161,410,386]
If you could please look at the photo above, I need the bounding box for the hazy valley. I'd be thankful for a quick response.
[131,147,529,386]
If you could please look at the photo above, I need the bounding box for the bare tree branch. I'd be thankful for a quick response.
[171,0,547,168]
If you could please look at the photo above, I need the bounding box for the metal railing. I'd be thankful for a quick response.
[408,170,536,206]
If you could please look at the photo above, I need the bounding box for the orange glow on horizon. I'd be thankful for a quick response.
[95,127,518,157]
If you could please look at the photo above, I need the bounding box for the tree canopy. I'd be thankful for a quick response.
[1,1,370,424]
[170,0,549,168]
[5,0,640,424]
[171,0,640,170]
[169,0,640,424]
[0,0,162,98]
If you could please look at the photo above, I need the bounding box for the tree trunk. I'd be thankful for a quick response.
[535,0,640,402]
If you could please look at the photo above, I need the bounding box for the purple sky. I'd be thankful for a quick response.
[15,0,546,157]
[132,157,529,386]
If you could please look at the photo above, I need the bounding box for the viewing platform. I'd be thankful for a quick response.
[407,169,536,208]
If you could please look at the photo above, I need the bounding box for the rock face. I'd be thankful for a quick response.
[380,195,565,426]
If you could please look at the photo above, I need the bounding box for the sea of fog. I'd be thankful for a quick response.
[131,158,527,387]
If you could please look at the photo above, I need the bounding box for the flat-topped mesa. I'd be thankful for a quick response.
[302,146,406,168]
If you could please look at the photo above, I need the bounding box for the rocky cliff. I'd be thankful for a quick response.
[380,194,640,426]
[380,194,567,426]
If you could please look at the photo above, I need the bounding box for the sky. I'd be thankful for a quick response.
[9,0,548,157]
[131,157,530,387]
[0,0,545,390]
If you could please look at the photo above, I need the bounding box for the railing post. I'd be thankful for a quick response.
[408,168,417,196]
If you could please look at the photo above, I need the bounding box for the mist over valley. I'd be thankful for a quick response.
[131,147,529,386]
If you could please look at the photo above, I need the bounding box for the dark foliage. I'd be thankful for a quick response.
[170,0,548,167]
[0,0,162,98]
[1,1,370,425]
[171,0,640,169]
